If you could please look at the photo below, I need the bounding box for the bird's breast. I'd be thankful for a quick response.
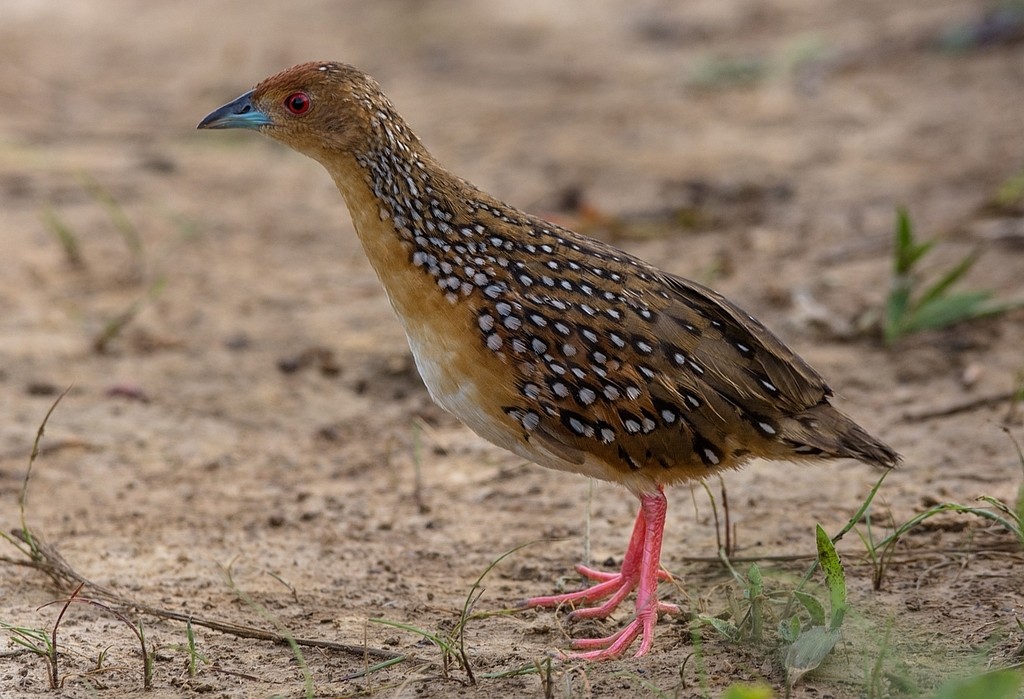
[330,161,536,453]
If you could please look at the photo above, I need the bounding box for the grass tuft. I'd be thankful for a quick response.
[0,621,55,686]
[883,207,1024,343]
[371,539,541,684]
[856,481,1023,591]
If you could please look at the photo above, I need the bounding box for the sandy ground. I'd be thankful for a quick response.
[1,1,1023,697]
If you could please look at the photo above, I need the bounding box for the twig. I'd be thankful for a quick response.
[6,531,407,663]
[899,391,1017,422]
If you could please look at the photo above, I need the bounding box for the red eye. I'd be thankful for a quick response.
[285,91,310,115]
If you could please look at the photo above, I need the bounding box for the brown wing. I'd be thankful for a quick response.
[466,209,840,482]
[652,272,831,413]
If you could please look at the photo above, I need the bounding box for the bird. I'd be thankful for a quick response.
[198,62,898,661]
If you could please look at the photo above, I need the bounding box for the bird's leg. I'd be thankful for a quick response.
[524,487,679,659]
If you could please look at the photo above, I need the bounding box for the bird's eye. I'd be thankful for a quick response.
[285,92,310,115]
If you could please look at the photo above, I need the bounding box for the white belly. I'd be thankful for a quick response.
[403,328,524,456]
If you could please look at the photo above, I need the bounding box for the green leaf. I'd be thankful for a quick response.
[884,284,913,342]
[894,207,913,274]
[793,591,826,627]
[784,626,841,686]
[916,249,980,308]
[893,208,934,273]
[907,240,933,269]
[746,562,763,598]
[698,614,739,640]
[815,524,847,630]
[722,682,775,699]
[883,208,1021,342]
[933,669,1024,699]
[901,291,993,333]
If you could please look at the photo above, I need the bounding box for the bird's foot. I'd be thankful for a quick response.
[530,563,680,621]
[522,558,679,662]
[564,606,658,660]
[525,487,678,660]
[523,562,671,616]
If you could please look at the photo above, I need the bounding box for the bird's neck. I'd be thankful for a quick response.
[325,116,442,262]
[325,146,422,275]
[320,119,486,339]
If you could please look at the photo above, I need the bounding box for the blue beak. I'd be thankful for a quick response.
[197,90,272,130]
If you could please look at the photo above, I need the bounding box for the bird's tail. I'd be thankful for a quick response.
[780,402,899,470]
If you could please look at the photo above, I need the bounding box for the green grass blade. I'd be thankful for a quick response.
[792,591,826,627]
[0,622,51,655]
[900,291,993,333]
[746,563,764,640]
[915,249,980,308]
[893,208,933,274]
[784,472,888,618]
[905,239,933,270]
[894,207,913,274]
[1017,487,1024,548]
[369,618,453,654]
[814,524,846,630]
[875,502,1021,550]
[884,284,913,342]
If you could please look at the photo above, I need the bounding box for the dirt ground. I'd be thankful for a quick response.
[2,1,1023,697]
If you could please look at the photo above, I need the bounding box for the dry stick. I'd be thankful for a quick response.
[899,390,1018,423]
[7,531,407,663]
[209,665,265,682]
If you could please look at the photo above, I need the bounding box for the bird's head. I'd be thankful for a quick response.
[198,62,386,162]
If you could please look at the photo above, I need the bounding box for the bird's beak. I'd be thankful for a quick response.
[197,90,272,130]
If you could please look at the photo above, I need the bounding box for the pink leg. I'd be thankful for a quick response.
[524,487,679,660]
